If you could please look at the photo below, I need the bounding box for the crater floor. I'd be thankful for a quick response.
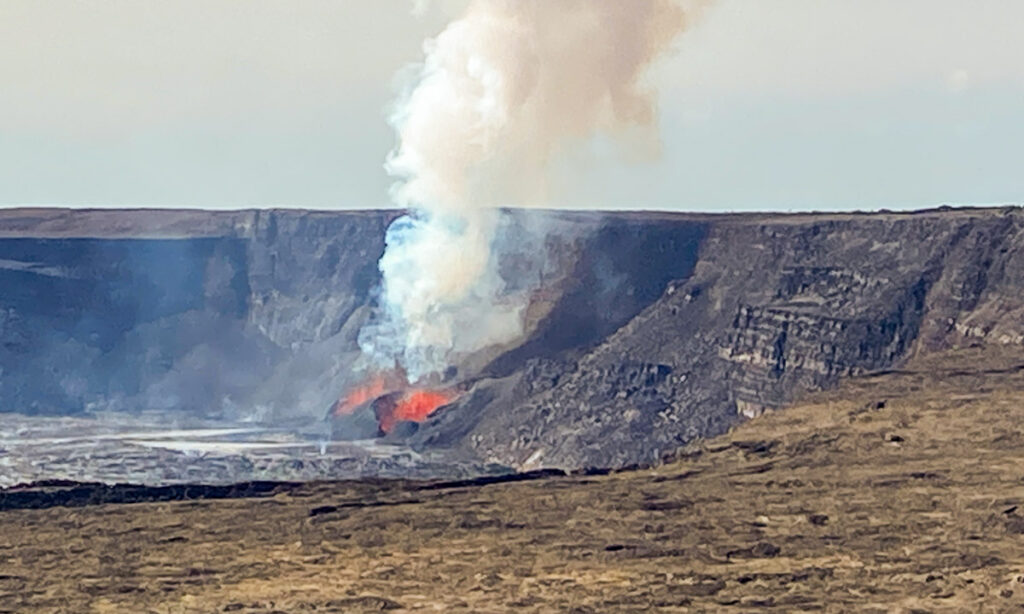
[2,347,1024,612]
[0,412,491,487]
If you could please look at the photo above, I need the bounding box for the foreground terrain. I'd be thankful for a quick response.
[2,347,1024,612]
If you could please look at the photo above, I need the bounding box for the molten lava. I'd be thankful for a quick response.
[377,389,455,434]
[332,371,456,434]
[331,373,401,417]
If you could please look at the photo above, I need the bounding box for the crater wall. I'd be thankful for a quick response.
[2,207,1022,470]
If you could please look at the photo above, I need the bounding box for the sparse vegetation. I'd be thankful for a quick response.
[2,347,1024,612]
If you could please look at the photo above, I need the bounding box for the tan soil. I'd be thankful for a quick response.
[2,347,1024,613]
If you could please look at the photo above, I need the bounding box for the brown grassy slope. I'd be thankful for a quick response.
[2,348,1024,613]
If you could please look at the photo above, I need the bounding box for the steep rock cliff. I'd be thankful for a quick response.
[0,209,393,420]
[412,208,1024,469]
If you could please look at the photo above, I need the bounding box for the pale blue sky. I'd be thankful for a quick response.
[2,0,1022,211]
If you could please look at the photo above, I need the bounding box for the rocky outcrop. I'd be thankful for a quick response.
[244,210,395,348]
[412,208,1024,469]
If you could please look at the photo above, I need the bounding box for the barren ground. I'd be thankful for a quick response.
[3,347,1024,613]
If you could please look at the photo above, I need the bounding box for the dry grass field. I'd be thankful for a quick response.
[2,348,1024,613]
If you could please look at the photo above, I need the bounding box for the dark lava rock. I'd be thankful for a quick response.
[1004,515,1024,535]
[329,400,385,440]
[325,596,403,611]
[309,505,339,517]
[808,513,830,526]
[673,577,726,597]
[386,420,420,439]
[0,481,298,511]
[728,542,781,560]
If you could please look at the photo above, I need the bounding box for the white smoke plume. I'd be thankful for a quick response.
[360,0,706,381]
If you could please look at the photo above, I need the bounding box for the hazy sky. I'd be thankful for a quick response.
[2,0,1022,211]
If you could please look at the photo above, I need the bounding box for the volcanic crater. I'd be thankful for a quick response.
[1,206,1023,480]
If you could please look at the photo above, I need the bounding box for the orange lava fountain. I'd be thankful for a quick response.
[332,371,457,434]
[377,389,456,434]
[331,373,401,417]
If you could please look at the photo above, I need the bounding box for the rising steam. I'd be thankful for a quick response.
[360,0,705,381]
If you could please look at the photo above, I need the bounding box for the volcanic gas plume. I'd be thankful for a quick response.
[355,0,707,386]
[344,1,707,434]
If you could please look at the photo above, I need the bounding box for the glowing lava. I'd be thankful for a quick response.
[331,373,401,417]
[332,372,457,435]
[377,389,456,434]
